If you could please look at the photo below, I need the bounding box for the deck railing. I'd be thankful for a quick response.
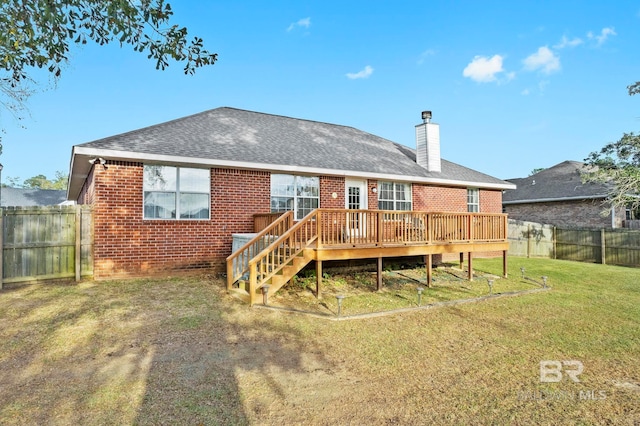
[315,209,507,247]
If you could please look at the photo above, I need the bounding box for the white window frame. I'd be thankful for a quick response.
[377,181,412,211]
[143,165,211,220]
[270,174,319,220]
[467,188,479,213]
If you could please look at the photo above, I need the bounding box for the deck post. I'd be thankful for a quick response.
[316,260,322,299]
[426,254,432,288]
[503,250,508,278]
[249,262,257,307]
[467,252,473,281]
[459,252,464,270]
[377,257,383,291]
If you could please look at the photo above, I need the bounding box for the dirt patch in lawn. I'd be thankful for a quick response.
[263,265,543,317]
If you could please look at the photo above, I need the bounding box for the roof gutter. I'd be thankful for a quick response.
[68,147,516,200]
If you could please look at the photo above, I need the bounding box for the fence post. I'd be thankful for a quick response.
[75,207,81,282]
[601,228,606,265]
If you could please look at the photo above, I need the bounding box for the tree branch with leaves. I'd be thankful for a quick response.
[583,81,640,213]
[0,0,218,153]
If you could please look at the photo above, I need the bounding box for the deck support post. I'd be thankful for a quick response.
[503,250,508,278]
[316,260,322,299]
[426,254,432,288]
[467,252,473,281]
[459,252,464,270]
[377,257,383,291]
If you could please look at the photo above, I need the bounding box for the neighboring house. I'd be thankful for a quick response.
[1,187,70,207]
[503,160,626,229]
[67,107,515,280]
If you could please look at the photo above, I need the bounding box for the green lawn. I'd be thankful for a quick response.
[0,257,639,425]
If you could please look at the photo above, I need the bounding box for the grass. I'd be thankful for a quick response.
[0,258,639,425]
[284,264,545,316]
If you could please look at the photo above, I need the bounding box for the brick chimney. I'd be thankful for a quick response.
[415,111,441,172]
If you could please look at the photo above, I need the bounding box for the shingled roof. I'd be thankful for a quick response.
[1,187,68,207]
[69,107,514,199]
[503,160,610,204]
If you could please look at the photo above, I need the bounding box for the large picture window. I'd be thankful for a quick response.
[144,166,210,219]
[270,174,319,220]
[378,181,412,211]
[467,188,479,213]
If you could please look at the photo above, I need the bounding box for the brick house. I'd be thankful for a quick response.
[502,160,627,229]
[67,107,515,280]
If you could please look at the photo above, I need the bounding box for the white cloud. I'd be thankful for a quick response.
[523,46,560,74]
[346,65,374,80]
[287,17,311,32]
[554,35,583,49]
[521,88,530,96]
[587,27,616,46]
[462,55,505,83]
[417,49,436,65]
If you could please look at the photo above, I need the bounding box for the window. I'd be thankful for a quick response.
[143,166,210,219]
[378,181,412,210]
[627,205,640,220]
[467,188,479,213]
[270,174,319,220]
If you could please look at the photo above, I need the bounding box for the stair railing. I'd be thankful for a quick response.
[247,210,319,305]
[226,211,293,290]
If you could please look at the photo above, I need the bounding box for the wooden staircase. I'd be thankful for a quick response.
[226,211,318,306]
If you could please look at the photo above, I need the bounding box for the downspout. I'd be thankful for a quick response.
[611,205,615,229]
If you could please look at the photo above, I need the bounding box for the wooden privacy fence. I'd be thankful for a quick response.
[508,218,640,267]
[1,206,93,287]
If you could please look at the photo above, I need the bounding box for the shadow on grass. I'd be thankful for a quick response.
[0,277,334,425]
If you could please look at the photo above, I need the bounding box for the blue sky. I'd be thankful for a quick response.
[1,0,639,187]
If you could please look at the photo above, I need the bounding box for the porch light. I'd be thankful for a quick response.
[261,284,271,305]
[371,187,377,193]
[336,294,345,316]
[487,279,494,295]
[541,276,548,288]
[417,287,424,306]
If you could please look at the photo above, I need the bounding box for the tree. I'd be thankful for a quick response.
[23,171,68,190]
[583,81,640,213]
[0,0,218,153]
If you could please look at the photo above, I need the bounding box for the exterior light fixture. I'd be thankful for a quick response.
[261,284,270,305]
[336,294,345,316]
[541,276,548,288]
[487,279,494,295]
[520,267,525,279]
[417,287,424,306]
[371,187,378,193]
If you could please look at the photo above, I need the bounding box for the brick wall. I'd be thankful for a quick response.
[86,162,269,279]
[320,176,345,208]
[504,199,624,229]
[81,164,506,278]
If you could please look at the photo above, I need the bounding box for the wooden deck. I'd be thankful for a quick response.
[228,209,509,305]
